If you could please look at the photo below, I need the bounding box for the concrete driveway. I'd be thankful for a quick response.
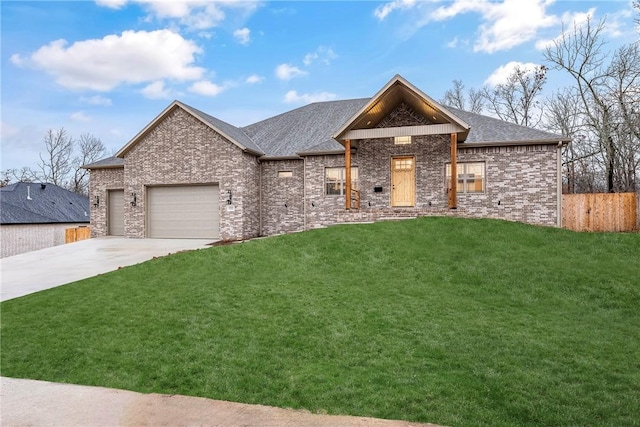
[0,237,213,301]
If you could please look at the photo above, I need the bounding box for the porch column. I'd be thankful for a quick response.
[449,133,458,209]
[345,139,352,210]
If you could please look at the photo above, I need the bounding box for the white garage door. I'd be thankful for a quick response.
[147,185,219,239]
[108,190,125,236]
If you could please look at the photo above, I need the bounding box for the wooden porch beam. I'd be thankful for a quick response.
[449,133,457,209]
[345,139,352,210]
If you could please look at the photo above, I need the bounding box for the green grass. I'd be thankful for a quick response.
[2,217,640,426]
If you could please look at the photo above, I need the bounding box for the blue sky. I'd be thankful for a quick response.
[1,0,637,172]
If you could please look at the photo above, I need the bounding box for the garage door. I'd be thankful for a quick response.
[147,185,219,239]
[108,190,125,236]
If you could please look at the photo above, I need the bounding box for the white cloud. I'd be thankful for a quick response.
[141,81,172,99]
[534,8,596,50]
[96,0,260,30]
[431,0,559,53]
[11,30,204,91]
[275,64,307,80]
[246,74,264,84]
[233,27,251,45]
[0,121,19,140]
[283,90,337,104]
[484,61,541,86]
[81,95,112,106]
[70,111,92,122]
[188,80,225,97]
[9,53,26,67]
[374,0,416,21]
[303,46,337,66]
[95,0,128,9]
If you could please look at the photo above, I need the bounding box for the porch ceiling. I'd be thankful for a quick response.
[333,75,470,144]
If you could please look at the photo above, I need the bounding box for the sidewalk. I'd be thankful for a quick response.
[1,377,441,427]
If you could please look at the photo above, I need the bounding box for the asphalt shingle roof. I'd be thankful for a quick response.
[0,183,90,225]
[83,156,124,169]
[89,94,568,166]
[182,103,265,155]
[447,107,567,144]
[242,98,370,157]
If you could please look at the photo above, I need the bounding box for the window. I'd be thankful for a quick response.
[446,162,485,193]
[325,167,359,196]
[394,135,411,145]
[277,170,293,178]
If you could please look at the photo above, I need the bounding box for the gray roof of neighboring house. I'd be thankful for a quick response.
[0,182,90,225]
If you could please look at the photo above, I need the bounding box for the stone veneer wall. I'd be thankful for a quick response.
[123,107,259,240]
[260,159,305,235]
[456,144,559,226]
[88,167,124,237]
[303,154,356,229]
[298,102,560,229]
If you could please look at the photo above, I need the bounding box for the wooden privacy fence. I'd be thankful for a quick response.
[65,226,91,244]
[562,193,638,232]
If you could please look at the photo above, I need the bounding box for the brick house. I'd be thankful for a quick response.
[85,75,570,240]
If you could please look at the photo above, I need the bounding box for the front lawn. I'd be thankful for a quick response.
[2,217,639,426]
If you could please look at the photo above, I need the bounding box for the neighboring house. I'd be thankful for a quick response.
[85,75,570,241]
[0,182,90,257]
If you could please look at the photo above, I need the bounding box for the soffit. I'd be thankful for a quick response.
[334,75,470,142]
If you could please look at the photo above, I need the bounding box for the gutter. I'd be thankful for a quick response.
[461,139,571,148]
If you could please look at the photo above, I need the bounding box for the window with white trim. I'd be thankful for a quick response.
[446,162,485,193]
[325,167,359,196]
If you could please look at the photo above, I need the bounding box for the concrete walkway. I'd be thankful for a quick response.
[0,377,440,427]
[0,237,212,301]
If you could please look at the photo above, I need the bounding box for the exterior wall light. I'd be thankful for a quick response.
[131,192,137,207]
[94,196,100,208]
[227,190,232,205]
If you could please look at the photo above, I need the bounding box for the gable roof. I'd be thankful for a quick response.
[333,75,471,143]
[115,100,264,158]
[91,75,568,165]
[0,183,90,225]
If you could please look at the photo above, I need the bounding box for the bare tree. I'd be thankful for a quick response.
[545,17,639,192]
[0,167,39,187]
[39,128,73,187]
[4,128,106,195]
[71,133,106,195]
[441,80,484,113]
[482,64,547,127]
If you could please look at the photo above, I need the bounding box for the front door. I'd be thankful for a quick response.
[391,156,415,207]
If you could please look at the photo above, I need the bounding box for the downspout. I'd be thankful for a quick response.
[557,141,563,228]
[303,156,307,231]
[258,159,263,236]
